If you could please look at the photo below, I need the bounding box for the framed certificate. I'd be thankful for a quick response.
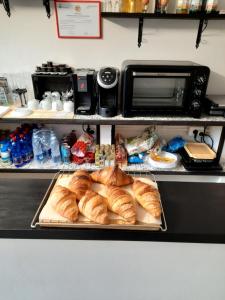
[54,0,102,39]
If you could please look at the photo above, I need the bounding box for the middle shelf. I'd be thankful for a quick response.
[1,112,225,126]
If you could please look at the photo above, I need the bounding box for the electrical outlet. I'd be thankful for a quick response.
[188,127,204,138]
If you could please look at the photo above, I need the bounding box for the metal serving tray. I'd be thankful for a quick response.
[31,170,167,231]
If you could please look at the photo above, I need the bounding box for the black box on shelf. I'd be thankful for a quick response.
[32,73,76,102]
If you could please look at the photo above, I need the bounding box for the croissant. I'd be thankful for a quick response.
[78,190,109,225]
[91,165,133,186]
[106,186,136,224]
[68,170,92,200]
[133,180,161,218]
[52,185,78,222]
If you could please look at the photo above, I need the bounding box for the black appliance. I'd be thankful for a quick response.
[121,60,210,118]
[74,69,96,115]
[205,95,225,117]
[96,67,119,117]
[179,147,222,171]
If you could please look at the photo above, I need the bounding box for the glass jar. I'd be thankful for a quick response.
[121,0,135,12]
[206,0,218,13]
[155,0,170,13]
[176,0,190,14]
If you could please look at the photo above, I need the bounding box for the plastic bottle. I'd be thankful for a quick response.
[50,132,61,164]
[10,136,23,168]
[32,130,45,163]
[0,142,11,166]
[41,129,52,160]
[60,143,71,164]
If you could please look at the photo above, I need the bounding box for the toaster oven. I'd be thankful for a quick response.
[121,60,210,118]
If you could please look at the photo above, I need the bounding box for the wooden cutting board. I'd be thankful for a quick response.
[184,143,216,160]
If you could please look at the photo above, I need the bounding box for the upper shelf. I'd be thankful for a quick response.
[101,12,225,20]
[1,113,225,126]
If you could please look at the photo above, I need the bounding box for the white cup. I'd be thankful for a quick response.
[52,99,63,111]
[63,101,74,113]
[39,99,52,110]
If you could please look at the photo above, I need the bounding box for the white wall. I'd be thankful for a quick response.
[0,0,225,92]
[0,0,225,160]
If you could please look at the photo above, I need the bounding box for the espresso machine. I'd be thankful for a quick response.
[74,69,96,115]
[96,67,119,117]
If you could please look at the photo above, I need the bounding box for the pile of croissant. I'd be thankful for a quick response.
[51,166,162,225]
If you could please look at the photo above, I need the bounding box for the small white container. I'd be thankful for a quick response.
[63,100,74,113]
[146,151,178,169]
[39,99,52,110]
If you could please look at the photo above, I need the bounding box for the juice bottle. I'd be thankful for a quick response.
[95,144,100,167]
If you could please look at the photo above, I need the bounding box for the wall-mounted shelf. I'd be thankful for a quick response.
[101,12,225,20]
[0,0,51,18]
[101,10,225,48]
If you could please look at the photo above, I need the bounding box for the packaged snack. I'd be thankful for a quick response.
[71,132,94,158]
[128,152,146,164]
[115,134,127,167]
[125,127,158,156]
[162,136,186,153]
[71,132,95,164]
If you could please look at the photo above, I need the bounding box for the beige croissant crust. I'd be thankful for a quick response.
[78,190,109,225]
[68,170,92,200]
[90,165,133,186]
[133,180,161,218]
[52,185,78,222]
[106,185,136,224]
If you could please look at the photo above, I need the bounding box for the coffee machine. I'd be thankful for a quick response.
[74,69,96,115]
[96,67,119,117]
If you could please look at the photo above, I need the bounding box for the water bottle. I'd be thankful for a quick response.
[32,130,45,163]
[10,136,23,168]
[40,129,51,160]
[50,132,61,164]
[0,142,11,166]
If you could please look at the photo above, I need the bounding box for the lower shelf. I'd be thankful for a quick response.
[0,160,224,175]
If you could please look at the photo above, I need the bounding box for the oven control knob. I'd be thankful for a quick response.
[191,100,201,110]
[193,88,202,96]
[196,75,206,85]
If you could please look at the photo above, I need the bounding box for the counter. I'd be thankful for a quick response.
[0,173,225,243]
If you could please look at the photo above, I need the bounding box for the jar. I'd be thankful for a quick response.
[176,0,190,14]
[206,0,218,13]
[121,0,135,12]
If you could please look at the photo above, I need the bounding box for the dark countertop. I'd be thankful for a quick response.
[0,176,225,243]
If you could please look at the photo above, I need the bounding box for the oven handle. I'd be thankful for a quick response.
[132,72,191,77]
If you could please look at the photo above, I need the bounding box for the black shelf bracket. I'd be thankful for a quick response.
[43,0,51,18]
[138,15,144,47]
[196,18,208,49]
[1,0,11,17]
[195,0,208,49]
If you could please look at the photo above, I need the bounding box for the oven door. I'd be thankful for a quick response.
[124,70,191,116]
